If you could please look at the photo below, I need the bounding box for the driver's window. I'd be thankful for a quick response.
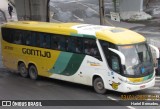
[111,55,120,73]
[100,40,121,74]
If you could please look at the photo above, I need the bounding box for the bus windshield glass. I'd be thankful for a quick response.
[118,43,154,76]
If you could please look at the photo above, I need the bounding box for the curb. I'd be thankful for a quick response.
[136,31,160,35]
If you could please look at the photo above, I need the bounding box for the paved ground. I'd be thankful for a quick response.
[0,68,160,109]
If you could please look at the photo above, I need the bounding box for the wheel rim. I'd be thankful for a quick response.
[20,65,27,76]
[20,67,25,74]
[30,67,36,79]
[97,81,104,90]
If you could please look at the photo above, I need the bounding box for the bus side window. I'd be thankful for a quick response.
[58,36,67,51]
[75,37,83,53]
[34,32,40,47]
[51,35,59,50]
[66,37,83,53]
[84,39,90,55]
[23,31,31,46]
[13,30,22,44]
[18,31,23,44]
[9,29,14,43]
[67,37,76,53]
[84,38,102,61]
[21,30,25,45]
[1,28,12,42]
[43,34,51,49]
[39,33,44,48]
[30,32,36,46]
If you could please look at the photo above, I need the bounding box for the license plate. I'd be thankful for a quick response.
[140,85,145,89]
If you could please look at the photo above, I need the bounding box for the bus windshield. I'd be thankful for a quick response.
[118,43,154,76]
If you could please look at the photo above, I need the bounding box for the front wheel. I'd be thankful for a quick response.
[29,65,38,80]
[93,77,106,94]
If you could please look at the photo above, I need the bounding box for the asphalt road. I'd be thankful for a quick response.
[0,68,160,109]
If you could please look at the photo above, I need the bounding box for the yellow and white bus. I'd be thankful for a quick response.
[0,21,159,94]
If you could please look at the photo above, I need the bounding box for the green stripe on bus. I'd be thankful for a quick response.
[70,33,96,39]
[143,73,153,81]
[71,33,83,37]
[60,54,85,76]
[49,52,73,74]
[83,34,96,39]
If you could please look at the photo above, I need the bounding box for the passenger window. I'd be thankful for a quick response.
[50,35,67,51]
[13,30,22,44]
[2,28,12,42]
[75,37,83,53]
[29,32,36,46]
[34,33,40,47]
[84,38,101,60]
[24,31,31,46]
[51,36,59,50]
[9,29,14,43]
[67,37,76,53]
[39,33,51,49]
[58,36,67,51]
[44,34,51,49]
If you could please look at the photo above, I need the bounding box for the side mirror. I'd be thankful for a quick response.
[149,44,159,68]
[149,44,159,59]
[108,48,125,65]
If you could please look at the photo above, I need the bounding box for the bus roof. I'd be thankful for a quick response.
[1,21,146,45]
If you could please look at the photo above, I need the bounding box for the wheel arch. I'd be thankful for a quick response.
[92,74,104,86]
[27,61,38,69]
[28,62,39,75]
[92,74,107,94]
[28,63,36,68]
[17,61,26,69]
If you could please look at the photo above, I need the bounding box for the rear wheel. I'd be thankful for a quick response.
[29,65,38,80]
[93,77,106,94]
[18,63,28,78]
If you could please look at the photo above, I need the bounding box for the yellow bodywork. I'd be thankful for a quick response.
[2,21,78,35]
[97,28,146,45]
[128,77,144,83]
[0,21,146,77]
[1,21,146,45]
[1,41,60,77]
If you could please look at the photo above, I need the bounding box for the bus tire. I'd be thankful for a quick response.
[29,65,38,80]
[93,77,106,94]
[18,63,28,78]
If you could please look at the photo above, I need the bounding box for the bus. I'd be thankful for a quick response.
[0,21,159,94]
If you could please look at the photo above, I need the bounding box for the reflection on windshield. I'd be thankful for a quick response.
[118,44,153,76]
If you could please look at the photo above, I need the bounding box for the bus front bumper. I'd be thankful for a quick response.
[119,77,155,93]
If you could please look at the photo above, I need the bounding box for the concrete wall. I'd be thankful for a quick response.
[15,0,30,20]
[118,0,152,20]
[15,0,49,21]
[119,0,143,12]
